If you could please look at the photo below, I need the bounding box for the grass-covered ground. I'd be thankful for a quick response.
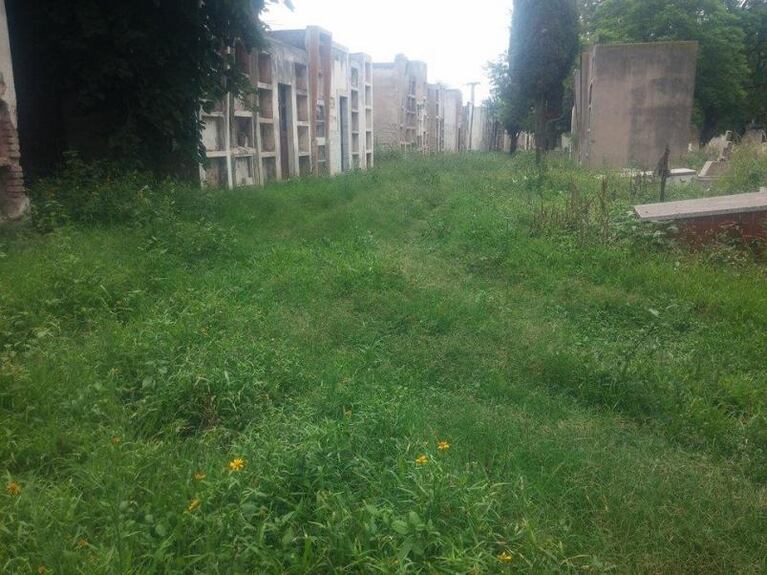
[1,153,766,573]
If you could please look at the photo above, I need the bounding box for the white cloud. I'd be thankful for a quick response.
[263,0,513,102]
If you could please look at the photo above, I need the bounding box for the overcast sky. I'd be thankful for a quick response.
[263,0,513,103]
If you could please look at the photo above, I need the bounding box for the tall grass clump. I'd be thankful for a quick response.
[714,143,767,195]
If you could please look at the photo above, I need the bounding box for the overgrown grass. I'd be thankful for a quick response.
[1,153,766,573]
[714,143,767,195]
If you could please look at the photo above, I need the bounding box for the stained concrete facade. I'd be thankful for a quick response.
[201,26,374,189]
[374,56,464,154]
[372,55,428,152]
[573,42,698,170]
[0,0,26,221]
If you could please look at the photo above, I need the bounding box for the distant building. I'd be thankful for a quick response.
[0,0,26,221]
[573,41,698,170]
[373,55,428,152]
[200,26,374,189]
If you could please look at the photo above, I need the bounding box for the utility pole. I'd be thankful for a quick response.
[465,81,480,151]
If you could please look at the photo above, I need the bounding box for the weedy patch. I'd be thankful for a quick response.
[0,152,765,573]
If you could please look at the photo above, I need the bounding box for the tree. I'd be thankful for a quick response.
[508,0,580,163]
[734,0,767,128]
[7,0,279,180]
[486,56,532,154]
[583,0,750,141]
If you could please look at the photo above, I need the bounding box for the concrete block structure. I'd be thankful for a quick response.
[374,56,464,154]
[0,0,26,221]
[201,26,374,189]
[373,55,428,152]
[573,41,698,170]
[635,189,767,243]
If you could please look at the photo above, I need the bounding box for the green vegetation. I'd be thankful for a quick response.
[2,154,767,573]
[10,0,275,178]
[713,144,767,195]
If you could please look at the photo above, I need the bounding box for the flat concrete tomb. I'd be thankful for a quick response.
[635,189,767,242]
[634,190,767,221]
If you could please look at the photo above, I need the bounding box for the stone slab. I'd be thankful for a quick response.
[634,190,767,221]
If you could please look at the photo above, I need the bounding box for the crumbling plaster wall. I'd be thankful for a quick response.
[0,0,26,221]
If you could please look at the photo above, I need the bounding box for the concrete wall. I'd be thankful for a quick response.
[575,42,698,170]
[0,1,15,122]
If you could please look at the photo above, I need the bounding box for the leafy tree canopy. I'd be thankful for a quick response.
[8,0,278,179]
[736,0,767,129]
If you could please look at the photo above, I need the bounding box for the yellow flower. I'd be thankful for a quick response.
[437,441,450,451]
[5,481,21,496]
[111,436,121,445]
[187,498,202,513]
[193,471,206,481]
[499,551,514,563]
[228,458,245,472]
[415,455,429,465]
[38,566,47,575]
[76,538,89,550]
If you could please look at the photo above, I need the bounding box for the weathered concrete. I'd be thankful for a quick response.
[373,55,428,152]
[635,190,767,242]
[573,42,698,170]
[0,0,26,221]
[201,26,374,188]
[635,191,767,221]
